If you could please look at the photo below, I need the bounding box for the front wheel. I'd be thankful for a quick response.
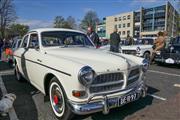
[49,77,74,120]
[143,52,150,62]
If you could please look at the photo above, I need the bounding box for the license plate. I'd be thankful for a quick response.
[165,58,174,64]
[119,92,139,106]
[108,92,140,107]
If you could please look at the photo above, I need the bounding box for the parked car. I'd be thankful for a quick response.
[100,38,154,61]
[155,37,180,65]
[14,28,148,120]
[121,38,154,61]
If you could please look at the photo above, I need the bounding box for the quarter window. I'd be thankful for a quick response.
[21,35,29,48]
[29,34,39,48]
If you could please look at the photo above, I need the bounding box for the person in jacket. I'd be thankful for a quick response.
[87,27,101,48]
[150,31,166,64]
[110,28,121,52]
[127,34,134,45]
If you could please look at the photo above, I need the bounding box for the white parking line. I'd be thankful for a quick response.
[147,94,167,101]
[0,70,14,76]
[0,76,19,120]
[174,84,180,88]
[148,70,180,77]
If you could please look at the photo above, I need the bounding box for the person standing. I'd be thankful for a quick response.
[87,27,101,48]
[150,31,166,64]
[110,28,121,52]
[127,34,134,45]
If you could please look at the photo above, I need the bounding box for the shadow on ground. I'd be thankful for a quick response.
[2,75,39,120]
[0,62,12,71]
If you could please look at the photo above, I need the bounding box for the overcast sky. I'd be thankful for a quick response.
[14,0,179,29]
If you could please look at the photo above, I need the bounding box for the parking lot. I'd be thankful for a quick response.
[0,62,180,120]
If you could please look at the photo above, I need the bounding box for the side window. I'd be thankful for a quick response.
[22,35,29,48]
[29,33,39,48]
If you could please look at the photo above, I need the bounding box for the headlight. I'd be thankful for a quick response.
[78,66,95,86]
[142,59,149,72]
[136,47,141,52]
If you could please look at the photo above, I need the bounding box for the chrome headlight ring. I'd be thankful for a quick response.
[142,59,149,72]
[78,66,95,87]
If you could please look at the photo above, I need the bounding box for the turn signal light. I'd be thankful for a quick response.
[72,90,86,98]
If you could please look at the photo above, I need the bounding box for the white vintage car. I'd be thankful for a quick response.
[101,38,154,61]
[14,28,148,120]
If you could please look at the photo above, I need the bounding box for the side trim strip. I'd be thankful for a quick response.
[14,55,71,76]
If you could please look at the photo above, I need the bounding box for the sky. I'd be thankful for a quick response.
[14,0,179,29]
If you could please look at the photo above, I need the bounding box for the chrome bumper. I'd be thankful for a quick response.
[68,82,147,115]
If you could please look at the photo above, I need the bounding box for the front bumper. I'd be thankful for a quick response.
[68,82,147,115]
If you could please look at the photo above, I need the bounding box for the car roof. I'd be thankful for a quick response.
[28,28,85,34]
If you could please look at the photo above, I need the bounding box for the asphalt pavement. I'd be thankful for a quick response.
[0,61,180,120]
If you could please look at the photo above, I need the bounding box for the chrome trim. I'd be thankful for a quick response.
[68,82,147,115]
[128,74,139,81]
[90,79,124,87]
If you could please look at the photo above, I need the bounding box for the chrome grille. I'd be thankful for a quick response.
[89,72,124,93]
[127,68,140,86]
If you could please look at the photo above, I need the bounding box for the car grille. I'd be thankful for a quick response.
[160,53,180,60]
[127,68,140,86]
[89,72,124,93]
[122,50,137,55]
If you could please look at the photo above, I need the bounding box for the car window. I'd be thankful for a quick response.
[21,35,29,48]
[29,33,39,48]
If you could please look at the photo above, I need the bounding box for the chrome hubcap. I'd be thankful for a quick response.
[50,83,65,117]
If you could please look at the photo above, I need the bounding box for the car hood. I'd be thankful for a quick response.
[44,47,139,73]
[121,45,152,50]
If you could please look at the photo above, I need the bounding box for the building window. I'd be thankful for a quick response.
[127,23,130,27]
[123,31,125,35]
[123,16,126,20]
[127,15,130,19]
[119,17,121,21]
[123,23,126,28]
[114,17,117,21]
[114,25,117,29]
[119,24,121,28]
[127,31,130,35]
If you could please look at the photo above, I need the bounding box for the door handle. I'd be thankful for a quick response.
[37,59,42,62]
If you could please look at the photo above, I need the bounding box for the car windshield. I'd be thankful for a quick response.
[135,39,154,45]
[41,31,94,47]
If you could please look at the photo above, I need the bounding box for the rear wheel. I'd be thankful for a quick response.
[49,77,74,120]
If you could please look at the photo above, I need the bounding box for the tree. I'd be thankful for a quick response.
[54,16,65,28]
[0,0,17,41]
[8,24,29,38]
[80,11,99,31]
[66,16,76,29]
[54,16,77,29]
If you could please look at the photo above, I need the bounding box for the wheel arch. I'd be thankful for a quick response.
[44,73,56,96]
